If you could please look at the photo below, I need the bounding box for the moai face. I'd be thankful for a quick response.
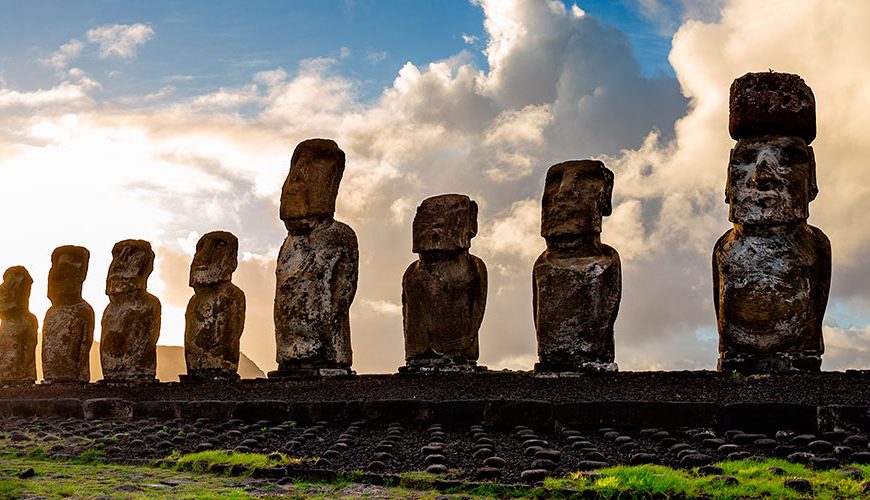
[106,240,154,295]
[0,266,32,315]
[280,139,345,231]
[190,231,239,287]
[541,160,613,238]
[412,194,478,253]
[47,246,89,305]
[727,136,817,225]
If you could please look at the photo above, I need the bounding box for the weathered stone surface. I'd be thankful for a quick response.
[534,160,621,372]
[184,231,245,381]
[42,246,94,384]
[715,72,830,373]
[402,194,487,371]
[729,71,816,143]
[0,266,38,383]
[100,239,161,383]
[273,139,358,377]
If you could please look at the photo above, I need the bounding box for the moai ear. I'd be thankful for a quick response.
[468,200,479,238]
[725,148,735,204]
[601,169,614,217]
[807,146,818,202]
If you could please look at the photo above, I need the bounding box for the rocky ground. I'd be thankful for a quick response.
[3,414,870,484]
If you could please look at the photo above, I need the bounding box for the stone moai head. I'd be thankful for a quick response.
[541,160,614,238]
[106,239,155,295]
[47,245,89,305]
[727,72,817,225]
[280,139,345,231]
[190,231,239,287]
[412,194,478,253]
[0,266,33,315]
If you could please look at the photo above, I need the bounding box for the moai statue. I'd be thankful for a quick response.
[0,267,38,384]
[714,72,831,373]
[400,194,488,373]
[182,231,246,382]
[533,160,621,373]
[100,239,161,383]
[272,138,359,378]
[42,246,94,384]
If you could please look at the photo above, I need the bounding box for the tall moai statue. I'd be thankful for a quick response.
[42,246,94,384]
[533,160,621,373]
[183,231,246,382]
[0,267,38,384]
[400,194,488,373]
[714,72,831,373]
[272,139,359,378]
[100,239,161,383]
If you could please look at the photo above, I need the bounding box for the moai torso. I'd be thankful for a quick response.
[533,160,621,372]
[100,240,161,382]
[0,267,38,383]
[402,194,487,368]
[273,139,359,375]
[714,72,830,372]
[184,231,246,379]
[42,246,94,383]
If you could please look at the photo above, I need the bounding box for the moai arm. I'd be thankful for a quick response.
[711,231,729,325]
[333,230,359,314]
[531,263,539,331]
[470,255,488,334]
[606,248,622,327]
[224,286,246,366]
[78,305,95,381]
[812,227,832,352]
[183,298,203,366]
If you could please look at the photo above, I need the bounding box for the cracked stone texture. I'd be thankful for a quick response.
[274,139,358,373]
[100,240,161,383]
[402,194,487,365]
[184,231,246,379]
[42,246,94,384]
[0,266,38,383]
[715,72,830,373]
[534,161,621,371]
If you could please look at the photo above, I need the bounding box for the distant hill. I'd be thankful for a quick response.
[35,340,264,382]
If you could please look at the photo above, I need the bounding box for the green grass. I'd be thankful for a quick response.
[170,449,305,473]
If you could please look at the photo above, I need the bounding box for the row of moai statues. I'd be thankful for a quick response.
[0,71,832,384]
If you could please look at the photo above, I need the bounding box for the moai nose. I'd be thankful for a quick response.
[751,153,778,190]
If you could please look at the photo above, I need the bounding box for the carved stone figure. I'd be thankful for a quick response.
[100,239,161,383]
[533,160,621,372]
[714,72,830,373]
[400,194,487,372]
[183,231,246,382]
[42,246,94,384]
[272,138,358,378]
[0,267,38,384]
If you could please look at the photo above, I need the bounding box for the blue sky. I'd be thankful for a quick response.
[2,0,869,375]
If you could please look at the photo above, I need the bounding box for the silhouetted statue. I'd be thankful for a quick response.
[714,71,830,373]
[0,267,38,384]
[183,231,246,382]
[42,246,94,384]
[100,239,161,383]
[272,139,358,378]
[400,194,487,373]
[533,160,621,373]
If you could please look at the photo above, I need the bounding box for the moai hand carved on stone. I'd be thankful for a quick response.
[100,239,161,383]
[183,231,246,382]
[272,138,359,378]
[714,72,831,373]
[533,160,621,373]
[42,246,94,384]
[400,194,488,373]
[0,267,38,384]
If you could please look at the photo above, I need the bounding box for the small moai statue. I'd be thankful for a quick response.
[0,267,38,384]
[42,246,94,384]
[533,160,621,373]
[400,194,488,373]
[272,138,359,378]
[100,239,161,383]
[714,71,831,373]
[182,231,246,382]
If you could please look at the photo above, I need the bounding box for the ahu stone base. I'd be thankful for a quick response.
[180,369,241,383]
[268,367,356,379]
[718,352,822,374]
[398,358,487,374]
[534,361,618,375]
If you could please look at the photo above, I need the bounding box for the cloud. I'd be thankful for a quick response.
[86,23,155,59]
[366,50,388,64]
[41,39,84,70]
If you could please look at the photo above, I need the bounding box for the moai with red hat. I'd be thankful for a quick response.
[533,160,621,373]
[714,71,831,373]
